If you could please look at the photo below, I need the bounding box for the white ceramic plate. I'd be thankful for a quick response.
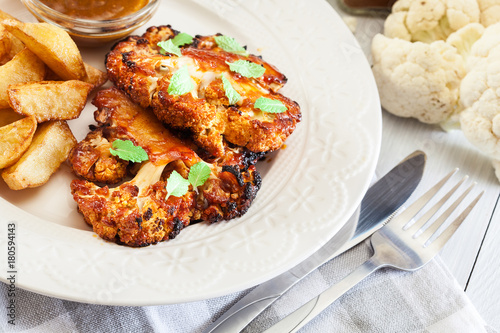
[0,0,381,305]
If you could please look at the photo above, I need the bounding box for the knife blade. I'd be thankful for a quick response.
[202,151,426,333]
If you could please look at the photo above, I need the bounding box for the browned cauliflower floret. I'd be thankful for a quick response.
[71,161,196,247]
[106,25,301,157]
[67,127,128,184]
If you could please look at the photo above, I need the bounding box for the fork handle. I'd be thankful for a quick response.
[265,255,382,333]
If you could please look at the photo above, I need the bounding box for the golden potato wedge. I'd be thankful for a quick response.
[45,62,109,90]
[2,120,76,190]
[0,25,12,61]
[83,62,108,90]
[0,10,19,22]
[8,80,93,122]
[0,108,23,127]
[0,115,37,169]
[43,66,61,81]
[3,20,86,81]
[0,33,24,65]
[0,47,46,108]
[0,12,24,64]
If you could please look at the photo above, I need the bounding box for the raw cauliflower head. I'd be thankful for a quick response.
[460,62,500,159]
[460,24,500,162]
[384,0,480,43]
[371,34,466,124]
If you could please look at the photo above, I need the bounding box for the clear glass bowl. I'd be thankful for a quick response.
[20,0,159,46]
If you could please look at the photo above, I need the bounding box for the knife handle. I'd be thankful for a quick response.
[265,256,379,333]
[202,272,298,333]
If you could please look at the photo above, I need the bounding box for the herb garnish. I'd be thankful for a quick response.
[168,65,194,96]
[226,60,265,78]
[214,35,248,56]
[165,171,190,200]
[158,32,194,57]
[109,139,149,163]
[221,75,241,105]
[165,161,212,199]
[254,97,287,113]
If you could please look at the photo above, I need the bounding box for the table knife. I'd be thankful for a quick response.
[202,150,426,333]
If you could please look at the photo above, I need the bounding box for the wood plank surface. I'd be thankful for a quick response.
[325,0,500,329]
[466,198,500,329]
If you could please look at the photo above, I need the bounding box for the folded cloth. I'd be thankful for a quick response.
[0,239,495,333]
[242,241,497,333]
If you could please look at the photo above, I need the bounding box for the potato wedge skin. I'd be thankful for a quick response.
[0,115,37,169]
[0,33,25,65]
[83,62,108,91]
[3,20,86,81]
[0,11,24,64]
[0,25,12,61]
[8,80,93,122]
[0,48,46,108]
[42,63,108,89]
[2,120,76,190]
[0,10,19,22]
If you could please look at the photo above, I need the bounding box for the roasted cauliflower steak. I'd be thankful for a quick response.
[70,88,261,247]
[106,25,301,157]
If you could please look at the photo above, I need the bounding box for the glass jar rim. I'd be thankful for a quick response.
[21,0,159,28]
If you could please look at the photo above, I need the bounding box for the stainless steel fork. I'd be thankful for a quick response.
[264,169,484,333]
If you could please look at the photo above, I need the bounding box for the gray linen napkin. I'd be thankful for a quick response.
[1,240,496,333]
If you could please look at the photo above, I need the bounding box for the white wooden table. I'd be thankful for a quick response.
[326,1,500,330]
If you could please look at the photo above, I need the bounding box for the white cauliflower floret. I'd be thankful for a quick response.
[477,0,500,27]
[466,22,500,68]
[384,0,480,43]
[446,23,485,62]
[459,23,500,181]
[460,57,500,162]
[372,34,466,124]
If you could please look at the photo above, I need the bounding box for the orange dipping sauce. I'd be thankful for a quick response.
[38,0,149,20]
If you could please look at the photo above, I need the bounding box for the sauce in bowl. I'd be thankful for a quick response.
[38,0,149,20]
[21,0,159,46]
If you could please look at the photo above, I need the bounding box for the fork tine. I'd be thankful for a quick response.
[417,181,475,243]
[406,175,468,234]
[426,190,483,252]
[391,169,458,228]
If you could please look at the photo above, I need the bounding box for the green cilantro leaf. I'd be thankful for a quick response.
[221,75,241,105]
[157,33,194,57]
[226,60,265,78]
[254,97,288,113]
[158,40,181,57]
[214,35,248,56]
[168,65,194,96]
[109,139,149,163]
[166,170,190,200]
[188,161,211,188]
[172,32,193,46]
